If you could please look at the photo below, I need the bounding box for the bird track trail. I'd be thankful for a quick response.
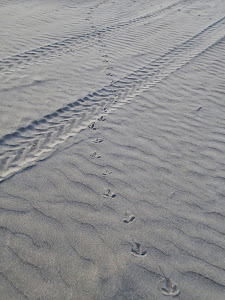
[0,16,225,182]
[0,0,195,74]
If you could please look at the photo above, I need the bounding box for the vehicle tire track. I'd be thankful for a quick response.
[0,0,195,74]
[0,16,224,182]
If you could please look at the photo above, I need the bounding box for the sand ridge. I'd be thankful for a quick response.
[1,16,225,182]
[0,0,225,299]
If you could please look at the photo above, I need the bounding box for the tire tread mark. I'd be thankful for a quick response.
[0,0,195,74]
[0,16,224,182]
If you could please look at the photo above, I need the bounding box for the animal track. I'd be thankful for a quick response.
[98,116,106,121]
[161,280,180,297]
[103,189,116,198]
[88,122,97,130]
[123,214,135,224]
[90,152,101,159]
[0,0,197,74]
[158,278,180,297]
[0,17,224,182]
[157,265,180,297]
[102,104,109,112]
[131,242,147,256]
[102,170,112,176]
[93,137,103,143]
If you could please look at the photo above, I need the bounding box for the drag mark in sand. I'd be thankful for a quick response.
[0,16,225,182]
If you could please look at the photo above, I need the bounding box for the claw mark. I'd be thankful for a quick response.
[131,242,146,256]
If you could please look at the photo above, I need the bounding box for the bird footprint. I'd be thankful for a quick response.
[157,265,180,297]
[103,189,116,198]
[88,122,97,130]
[93,137,103,143]
[102,170,112,176]
[131,242,146,256]
[123,214,135,224]
[159,278,180,297]
[98,116,106,121]
[102,105,108,112]
[90,152,101,159]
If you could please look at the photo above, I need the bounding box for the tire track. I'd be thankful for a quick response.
[0,16,224,183]
[0,0,194,74]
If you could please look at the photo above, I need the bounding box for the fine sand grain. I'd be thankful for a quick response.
[0,0,225,299]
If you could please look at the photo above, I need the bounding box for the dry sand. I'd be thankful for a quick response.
[0,0,225,299]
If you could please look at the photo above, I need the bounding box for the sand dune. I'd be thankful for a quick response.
[0,0,225,299]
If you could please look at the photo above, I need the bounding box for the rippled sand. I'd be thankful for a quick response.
[0,0,225,299]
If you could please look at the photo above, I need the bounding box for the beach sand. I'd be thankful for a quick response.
[0,0,225,299]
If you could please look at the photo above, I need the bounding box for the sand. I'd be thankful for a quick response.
[0,0,225,299]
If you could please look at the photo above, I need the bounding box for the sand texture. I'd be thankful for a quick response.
[0,0,225,299]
